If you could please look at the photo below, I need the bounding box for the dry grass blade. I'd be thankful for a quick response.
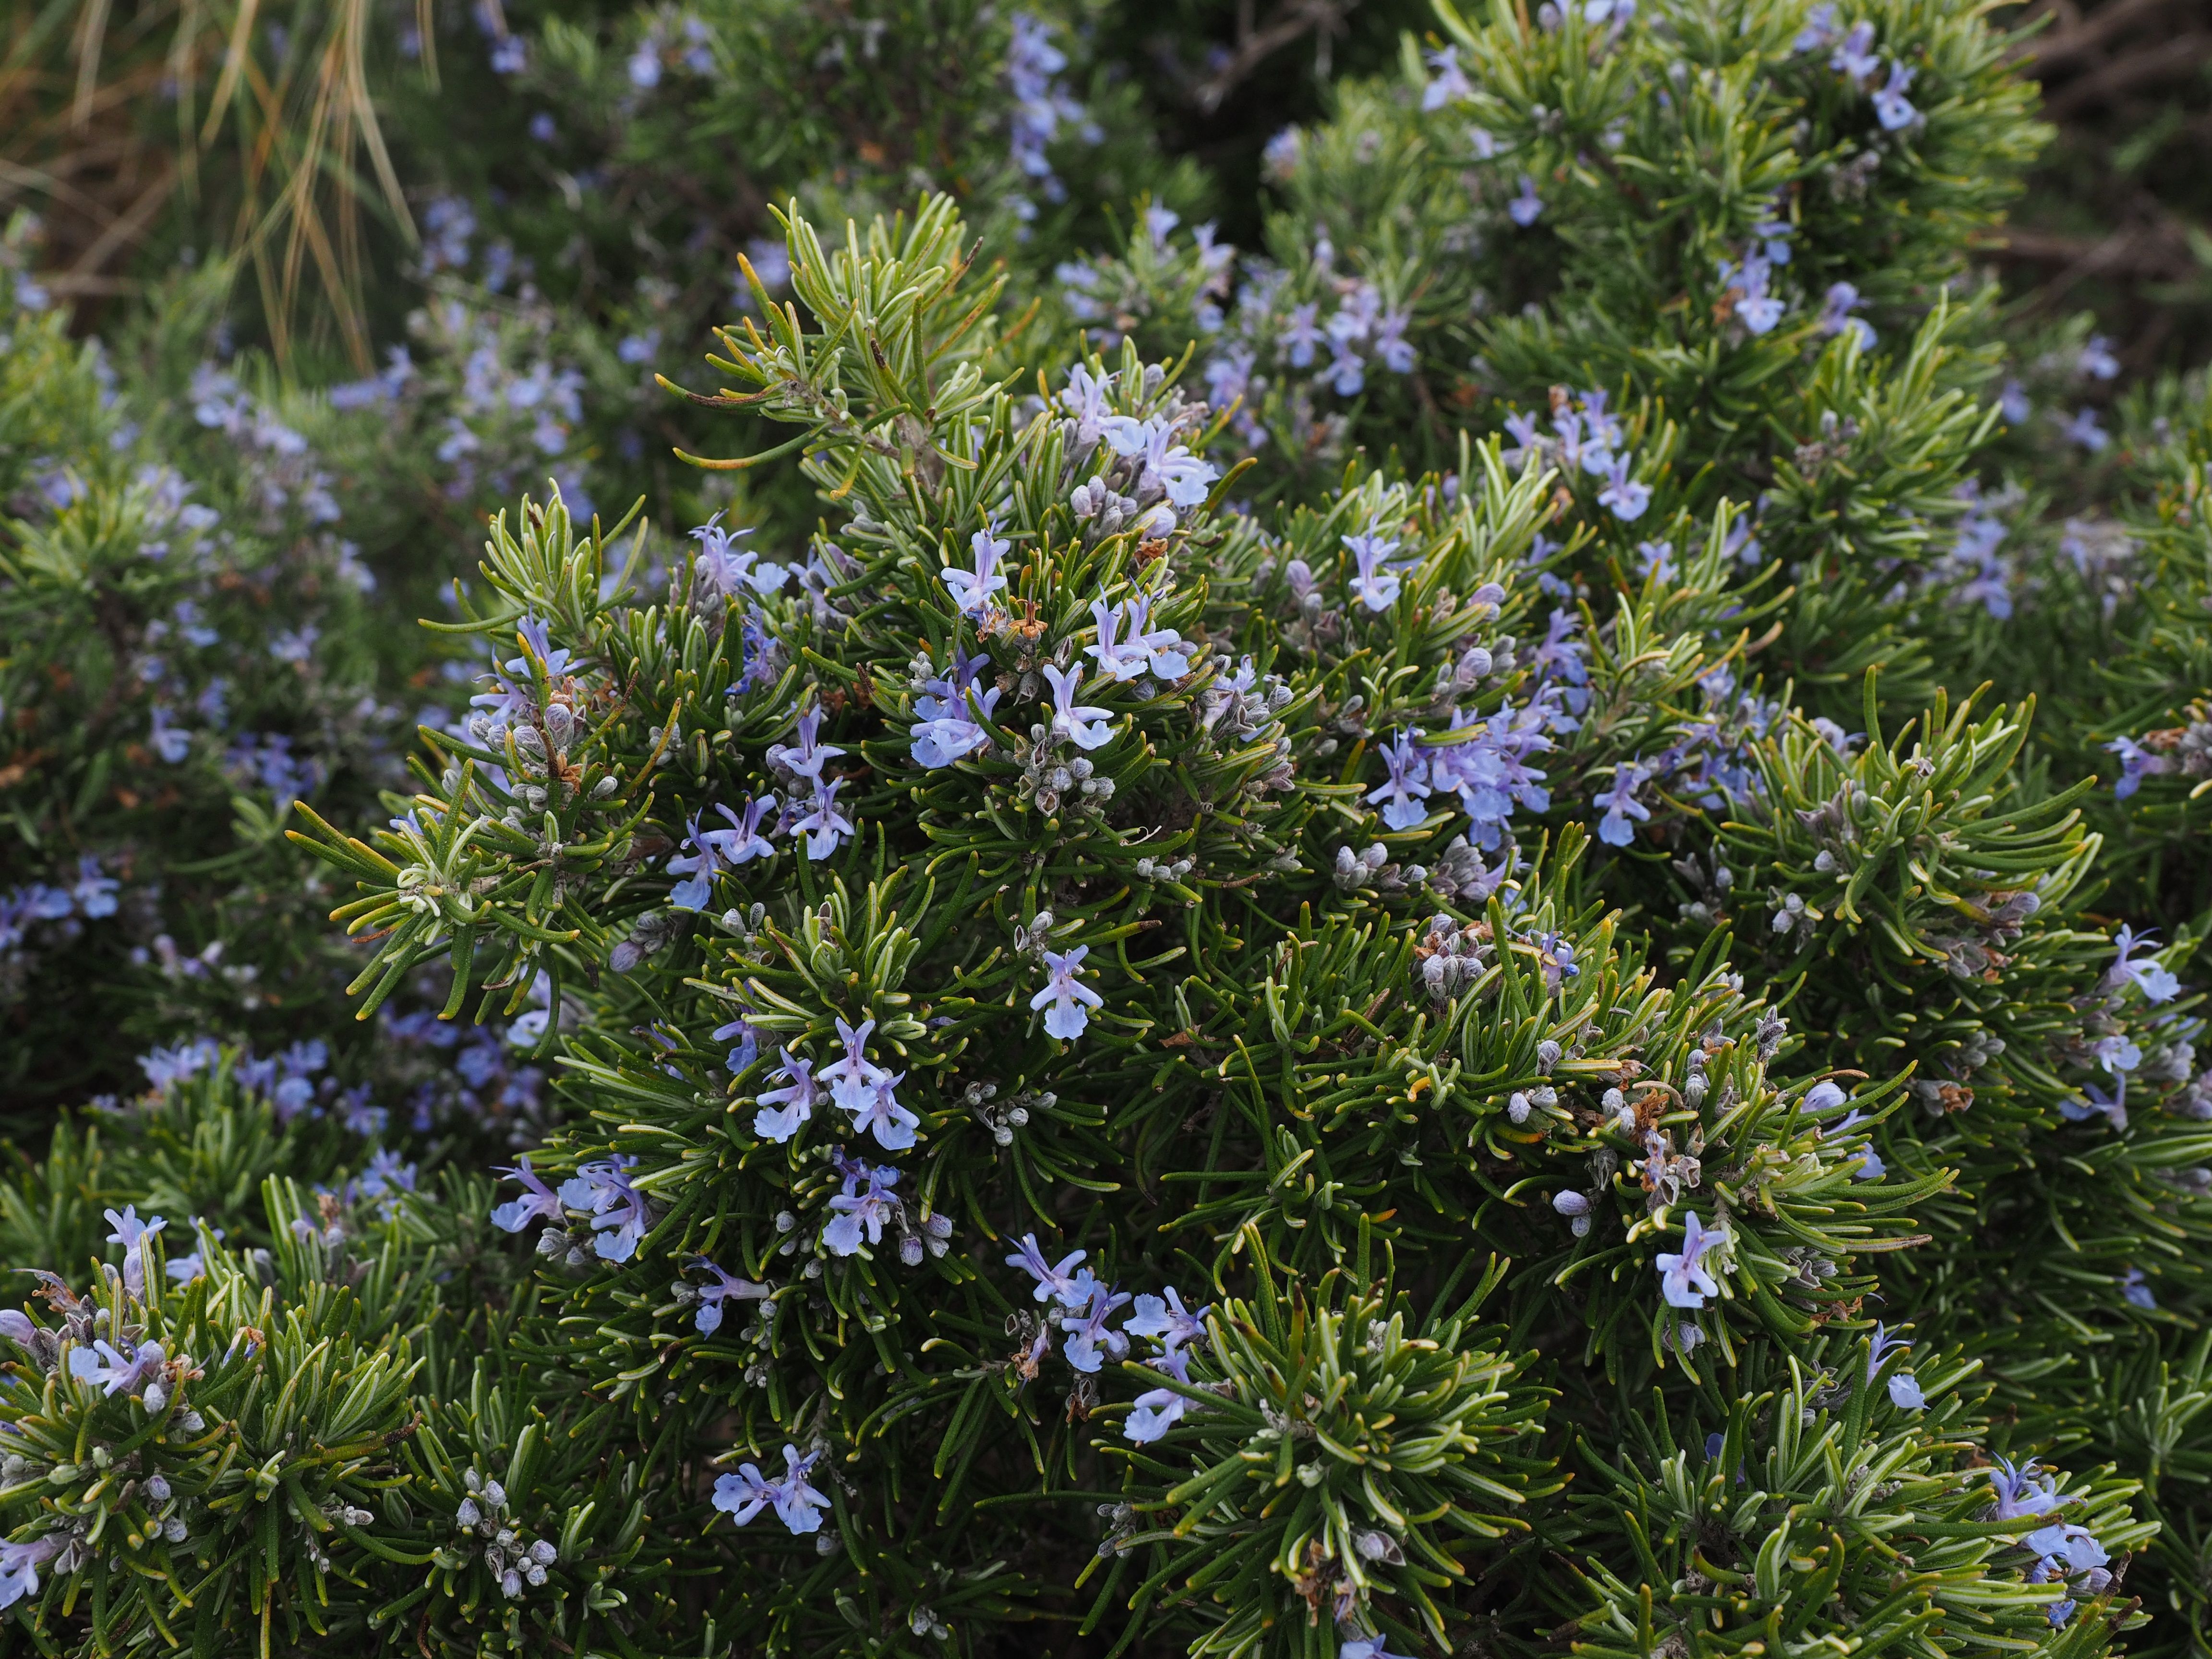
[5,0,424,369]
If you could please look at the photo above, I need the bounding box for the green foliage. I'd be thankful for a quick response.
[1,0,2209,1656]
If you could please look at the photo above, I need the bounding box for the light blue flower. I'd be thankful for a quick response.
[1032,946,1103,1040]
[1655,1210,1722,1309]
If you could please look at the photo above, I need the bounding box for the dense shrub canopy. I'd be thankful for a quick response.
[0,1,2209,1657]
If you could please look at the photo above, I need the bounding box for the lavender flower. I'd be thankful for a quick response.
[1060,363,1115,447]
[1987,1456,2064,1520]
[1041,663,1115,751]
[2057,407,2109,453]
[1103,418,1218,507]
[825,1164,902,1253]
[491,1155,563,1232]
[1596,455,1651,520]
[713,1445,831,1534]
[1871,61,1917,130]
[1866,1323,1926,1409]
[2121,1267,2156,1311]
[1125,1286,1210,1350]
[1008,1233,1090,1307]
[1507,175,1544,227]
[69,1335,165,1396]
[1124,1343,1196,1442]
[0,1534,65,1611]
[2107,736,2169,800]
[1830,21,1879,81]
[754,1051,821,1143]
[104,1205,166,1296]
[1368,730,1432,830]
[1345,523,1403,612]
[845,1071,920,1152]
[1280,304,1323,367]
[1032,945,1103,1040]
[557,1157,650,1262]
[2107,925,2180,1003]
[944,523,1012,618]
[790,777,855,861]
[687,1260,769,1335]
[1817,281,1875,348]
[767,707,845,785]
[1340,1638,1418,1659]
[1592,758,1651,847]
[1655,1210,1723,1309]
[912,681,1002,768]
[1060,1282,1133,1372]
[1422,45,1473,109]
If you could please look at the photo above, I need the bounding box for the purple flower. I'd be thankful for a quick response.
[1872,61,1917,130]
[790,777,855,861]
[1793,3,1839,52]
[1340,1639,1419,1659]
[2107,735,2170,799]
[1596,454,1650,521]
[1008,1233,1090,1307]
[821,1018,888,1113]
[1592,758,1651,847]
[1987,1456,2064,1521]
[1371,310,1416,375]
[1345,523,1403,612]
[2079,336,2121,381]
[1060,364,1114,447]
[1041,663,1115,751]
[1325,342,1366,398]
[150,707,192,763]
[1124,1343,1196,1442]
[1507,175,1543,227]
[557,1157,650,1262]
[1032,945,1103,1040]
[912,682,1002,768]
[711,1460,775,1525]
[1866,1323,1925,1408]
[0,1534,65,1610]
[1368,730,1433,830]
[2107,925,2179,1003]
[1817,281,1875,348]
[714,1016,761,1075]
[1060,1282,1133,1372]
[1280,303,1323,367]
[944,523,1012,618]
[1086,596,1149,682]
[668,800,772,911]
[766,707,844,785]
[71,855,119,919]
[1428,706,1553,847]
[769,1445,832,1533]
[2057,407,2109,453]
[1124,595,1190,679]
[68,1335,166,1397]
[825,1165,902,1254]
[2121,1267,2156,1311]
[1102,417,1218,507]
[754,1051,821,1143]
[713,1445,830,1534]
[1125,1286,1209,1351]
[1830,21,1879,82]
[1421,45,1473,109]
[2060,1075,2128,1132]
[1655,1210,1723,1309]
[104,1205,166,1297]
[2023,1522,2109,1576]
[491,1154,563,1232]
[844,1071,920,1152]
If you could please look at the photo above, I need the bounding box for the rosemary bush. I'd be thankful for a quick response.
[1,1,2209,1658]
